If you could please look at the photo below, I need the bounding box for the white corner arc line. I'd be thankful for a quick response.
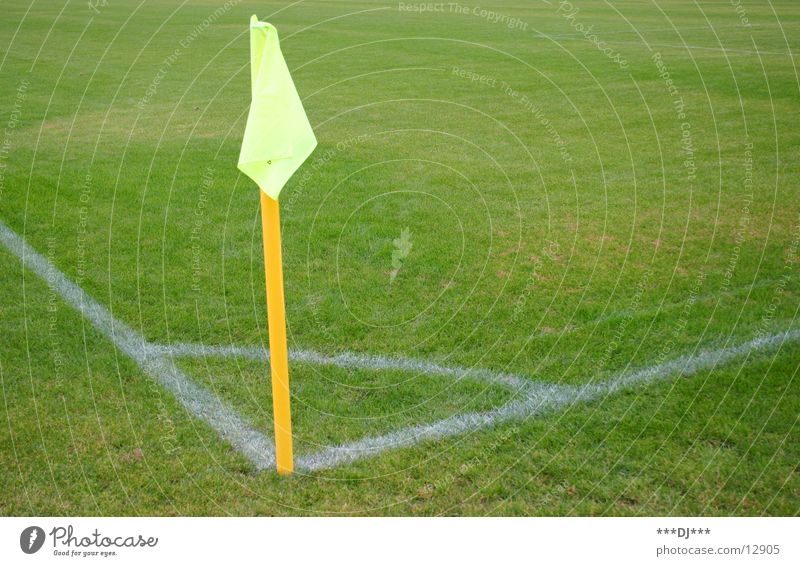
[0,220,276,470]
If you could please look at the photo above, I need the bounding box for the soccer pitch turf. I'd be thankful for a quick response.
[1,0,799,515]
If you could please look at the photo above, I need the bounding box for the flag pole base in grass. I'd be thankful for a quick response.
[260,189,293,475]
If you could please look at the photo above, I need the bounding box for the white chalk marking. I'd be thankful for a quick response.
[147,342,531,392]
[4,219,796,474]
[0,220,276,470]
[295,330,799,471]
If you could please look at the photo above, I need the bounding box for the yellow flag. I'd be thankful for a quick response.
[238,15,317,200]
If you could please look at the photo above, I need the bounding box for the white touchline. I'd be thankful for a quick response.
[2,219,797,474]
[0,220,276,471]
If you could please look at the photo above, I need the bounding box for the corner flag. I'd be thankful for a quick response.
[238,15,317,475]
[238,15,317,199]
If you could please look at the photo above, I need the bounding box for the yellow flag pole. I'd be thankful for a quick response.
[259,189,293,475]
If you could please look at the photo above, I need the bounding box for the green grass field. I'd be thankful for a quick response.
[1,0,799,515]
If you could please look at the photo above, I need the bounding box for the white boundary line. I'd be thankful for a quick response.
[145,342,531,392]
[295,329,800,471]
[3,219,797,473]
[0,220,276,471]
